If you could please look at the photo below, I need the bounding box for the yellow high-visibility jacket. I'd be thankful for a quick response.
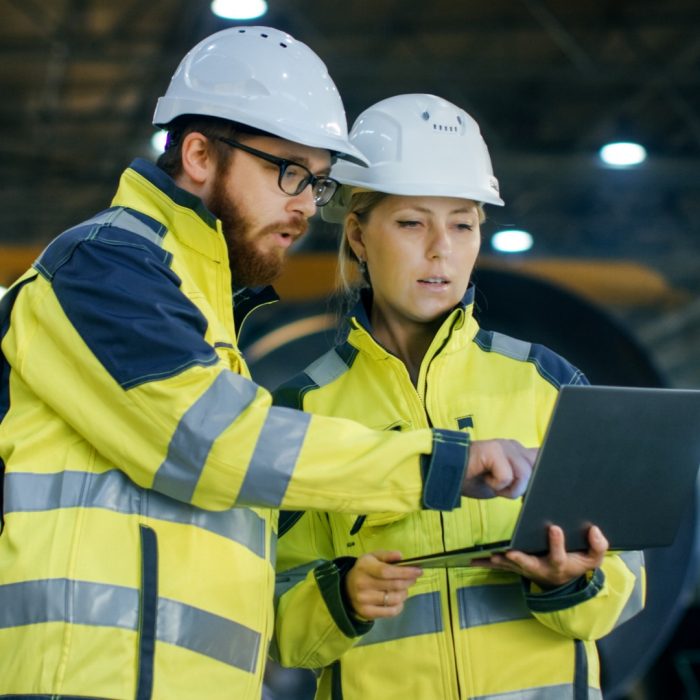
[273,290,645,700]
[0,160,469,699]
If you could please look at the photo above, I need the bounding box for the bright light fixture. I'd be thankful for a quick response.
[599,141,647,167]
[491,229,533,254]
[211,0,268,20]
[150,130,168,155]
[0,285,7,299]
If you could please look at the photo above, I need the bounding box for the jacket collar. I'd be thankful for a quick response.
[111,159,278,321]
[345,283,479,360]
[233,285,280,331]
[111,158,226,263]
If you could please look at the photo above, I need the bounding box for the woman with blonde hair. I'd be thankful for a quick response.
[272,94,644,700]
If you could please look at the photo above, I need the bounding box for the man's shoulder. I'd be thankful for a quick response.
[34,206,170,281]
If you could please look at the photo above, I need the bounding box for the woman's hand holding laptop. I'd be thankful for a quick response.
[472,524,609,589]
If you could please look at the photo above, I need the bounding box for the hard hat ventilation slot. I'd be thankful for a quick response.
[432,123,459,133]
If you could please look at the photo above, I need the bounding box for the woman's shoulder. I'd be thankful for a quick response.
[471,326,587,389]
[272,341,360,409]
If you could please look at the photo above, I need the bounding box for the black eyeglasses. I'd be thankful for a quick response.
[218,137,339,207]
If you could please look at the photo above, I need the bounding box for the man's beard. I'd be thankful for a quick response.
[208,171,306,289]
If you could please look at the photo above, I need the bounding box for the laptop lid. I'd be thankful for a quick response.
[401,385,700,568]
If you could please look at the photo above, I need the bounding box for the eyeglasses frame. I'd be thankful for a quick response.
[217,137,339,206]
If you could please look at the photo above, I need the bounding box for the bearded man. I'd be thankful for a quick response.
[0,26,534,699]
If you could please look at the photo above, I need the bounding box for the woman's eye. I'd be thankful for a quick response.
[456,223,474,231]
[397,220,420,228]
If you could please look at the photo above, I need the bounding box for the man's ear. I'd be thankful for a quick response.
[345,214,368,262]
[179,132,215,188]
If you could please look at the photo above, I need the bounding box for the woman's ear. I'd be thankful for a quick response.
[345,214,368,262]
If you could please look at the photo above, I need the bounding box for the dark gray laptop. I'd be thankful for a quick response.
[401,385,700,568]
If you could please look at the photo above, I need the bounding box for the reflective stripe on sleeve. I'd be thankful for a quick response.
[4,470,266,558]
[236,406,311,508]
[355,591,442,647]
[153,370,258,502]
[0,578,261,673]
[615,551,645,627]
[275,559,326,601]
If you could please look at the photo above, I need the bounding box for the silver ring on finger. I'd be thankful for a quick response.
[383,591,389,607]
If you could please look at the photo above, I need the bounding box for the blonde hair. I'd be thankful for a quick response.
[336,191,486,297]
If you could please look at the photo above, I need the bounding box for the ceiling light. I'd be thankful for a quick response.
[150,130,168,155]
[211,0,268,20]
[491,229,533,254]
[599,141,647,167]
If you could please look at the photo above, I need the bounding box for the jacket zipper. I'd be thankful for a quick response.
[418,373,463,700]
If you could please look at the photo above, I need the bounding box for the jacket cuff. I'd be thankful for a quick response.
[524,568,605,613]
[314,557,374,638]
[421,429,470,510]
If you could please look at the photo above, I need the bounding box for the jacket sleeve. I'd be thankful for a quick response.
[272,511,370,668]
[523,551,645,640]
[3,231,468,513]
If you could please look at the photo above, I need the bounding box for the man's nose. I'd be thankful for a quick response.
[288,184,318,220]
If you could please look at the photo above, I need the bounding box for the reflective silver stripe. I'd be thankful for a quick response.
[472,685,601,700]
[49,208,164,249]
[237,406,311,508]
[154,370,259,502]
[356,591,442,647]
[275,559,325,601]
[616,550,645,627]
[490,332,532,362]
[457,584,531,629]
[0,579,137,630]
[158,597,260,672]
[109,208,166,246]
[53,209,124,239]
[305,348,349,387]
[0,579,260,673]
[5,470,266,558]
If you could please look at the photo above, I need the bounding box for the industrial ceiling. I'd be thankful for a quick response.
[2,0,700,383]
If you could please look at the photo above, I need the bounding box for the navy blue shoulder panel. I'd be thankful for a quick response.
[41,207,217,389]
[272,341,359,409]
[474,328,588,389]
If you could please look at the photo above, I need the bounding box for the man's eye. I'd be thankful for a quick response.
[283,165,306,180]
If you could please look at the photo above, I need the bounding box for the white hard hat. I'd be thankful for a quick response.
[153,26,368,165]
[323,93,503,222]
